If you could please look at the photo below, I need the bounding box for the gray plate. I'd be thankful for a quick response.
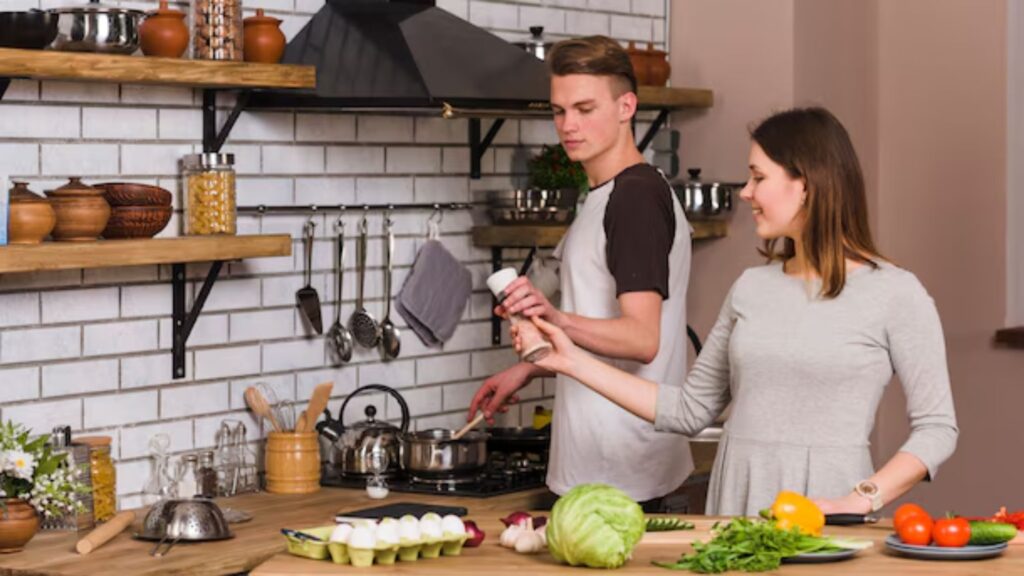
[884,534,1008,560]
[782,548,860,563]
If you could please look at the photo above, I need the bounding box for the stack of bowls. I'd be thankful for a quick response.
[95,182,173,239]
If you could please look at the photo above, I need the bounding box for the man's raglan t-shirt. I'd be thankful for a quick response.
[549,163,694,502]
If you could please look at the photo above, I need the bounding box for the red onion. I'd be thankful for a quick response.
[464,520,486,547]
[500,511,533,528]
[532,516,547,530]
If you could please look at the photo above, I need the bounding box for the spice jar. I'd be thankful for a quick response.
[76,436,116,523]
[193,0,243,60]
[197,450,218,498]
[183,153,236,235]
[486,267,553,363]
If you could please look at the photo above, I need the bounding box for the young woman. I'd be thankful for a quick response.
[521,107,958,516]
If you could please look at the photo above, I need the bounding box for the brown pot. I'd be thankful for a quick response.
[647,44,671,87]
[7,181,56,245]
[625,41,650,87]
[45,178,111,242]
[243,9,286,64]
[140,0,189,58]
[0,499,40,554]
[103,205,173,239]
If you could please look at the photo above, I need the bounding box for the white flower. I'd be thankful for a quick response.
[7,451,35,480]
[0,450,9,471]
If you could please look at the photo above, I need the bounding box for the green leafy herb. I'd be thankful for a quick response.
[527,144,588,193]
[654,517,867,573]
[646,516,696,532]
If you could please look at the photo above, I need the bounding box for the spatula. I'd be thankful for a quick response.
[296,219,323,334]
[451,412,484,441]
[297,382,333,433]
[244,386,282,432]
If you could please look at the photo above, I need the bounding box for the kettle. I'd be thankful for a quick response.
[332,384,410,478]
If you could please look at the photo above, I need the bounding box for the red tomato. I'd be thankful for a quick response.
[933,517,970,547]
[893,503,930,532]
[898,515,934,546]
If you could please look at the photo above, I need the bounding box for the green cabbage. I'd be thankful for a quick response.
[546,483,645,569]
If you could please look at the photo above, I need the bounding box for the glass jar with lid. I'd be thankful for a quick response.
[183,153,236,235]
[75,435,116,523]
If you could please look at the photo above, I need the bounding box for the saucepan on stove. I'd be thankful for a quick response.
[400,428,489,480]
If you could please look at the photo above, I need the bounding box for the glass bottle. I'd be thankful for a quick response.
[142,434,177,505]
[176,454,200,499]
[192,0,244,61]
[182,153,236,235]
[198,451,218,498]
[75,436,116,522]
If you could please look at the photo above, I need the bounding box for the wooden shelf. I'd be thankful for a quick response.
[0,48,315,90]
[638,86,714,110]
[995,326,1024,348]
[0,235,291,274]
[472,220,726,249]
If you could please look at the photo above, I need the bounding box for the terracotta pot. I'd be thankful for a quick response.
[94,182,172,207]
[243,9,285,64]
[45,178,111,242]
[140,0,189,58]
[7,181,56,245]
[0,499,40,554]
[625,41,649,86]
[647,43,671,87]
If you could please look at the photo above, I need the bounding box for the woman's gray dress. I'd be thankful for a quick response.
[655,262,958,515]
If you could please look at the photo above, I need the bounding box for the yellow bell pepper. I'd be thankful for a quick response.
[766,491,824,536]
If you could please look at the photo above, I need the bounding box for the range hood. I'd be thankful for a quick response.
[248,0,552,115]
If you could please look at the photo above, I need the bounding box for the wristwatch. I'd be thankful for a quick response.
[854,480,883,512]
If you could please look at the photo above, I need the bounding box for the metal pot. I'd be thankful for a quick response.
[0,10,59,49]
[486,188,579,225]
[513,26,553,60]
[673,168,743,220]
[333,384,409,478]
[485,426,550,454]
[49,0,142,54]
[400,428,488,480]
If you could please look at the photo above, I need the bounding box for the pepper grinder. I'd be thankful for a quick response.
[486,267,553,362]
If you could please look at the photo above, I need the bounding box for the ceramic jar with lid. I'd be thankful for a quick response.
[46,177,111,242]
[139,0,189,58]
[243,8,285,64]
[625,41,649,86]
[646,42,671,87]
[8,181,56,245]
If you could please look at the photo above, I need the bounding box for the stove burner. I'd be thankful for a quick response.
[409,474,483,487]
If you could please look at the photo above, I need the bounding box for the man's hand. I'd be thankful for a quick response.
[468,362,536,423]
[496,277,566,327]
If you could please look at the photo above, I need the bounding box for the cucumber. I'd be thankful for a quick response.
[968,521,1017,545]
[645,516,695,532]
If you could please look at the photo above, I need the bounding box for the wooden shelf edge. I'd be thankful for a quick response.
[0,235,292,274]
[471,219,727,249]
[0,48,315,90]
[691,219,728,240]
[995,326,1024,348]
[638,86,714,110]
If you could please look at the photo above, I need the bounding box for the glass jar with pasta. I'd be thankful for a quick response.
[76,436,116,523]
[183,153,236,235]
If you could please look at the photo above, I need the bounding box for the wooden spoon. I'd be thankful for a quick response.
[452,412,485,441]
[297,382,333,433]
[245,387,282,432]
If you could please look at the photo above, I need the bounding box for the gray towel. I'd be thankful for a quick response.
[396,240,472,346]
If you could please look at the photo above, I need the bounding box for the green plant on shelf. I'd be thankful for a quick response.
[528,144,588,193]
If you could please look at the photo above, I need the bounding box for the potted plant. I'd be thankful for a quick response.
[527,144,588,195]
[0,421,85,553]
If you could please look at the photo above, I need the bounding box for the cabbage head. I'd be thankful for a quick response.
[545,483,645,569]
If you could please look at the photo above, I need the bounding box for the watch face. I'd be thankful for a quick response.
[857,481,879,496]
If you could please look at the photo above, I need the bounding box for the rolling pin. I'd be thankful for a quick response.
[76,510,135,555]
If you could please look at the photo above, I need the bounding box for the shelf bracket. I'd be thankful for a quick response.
[637,109,671,152]
[172,261,224,379]
[0,78,10,101]
[490,247,503,344]
[469,118,506,179]
[202,89,250,153]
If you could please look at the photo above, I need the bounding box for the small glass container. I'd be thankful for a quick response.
[176,454,200,499]
[192,0,244,61]
[76,436,116,523]
[42,426,94,531]
[198,450,218,498]
[183,153,236,236]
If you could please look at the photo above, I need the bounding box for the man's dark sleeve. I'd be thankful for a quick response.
[603,167,676,299]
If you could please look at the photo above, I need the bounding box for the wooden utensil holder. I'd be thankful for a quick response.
[265,431,320,494]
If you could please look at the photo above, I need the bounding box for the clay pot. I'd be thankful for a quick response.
[243,9,285,64]
[0,499,40,554]
[140,0,189,58]
[7,181,56,245]
[647,43,671,87]
[94,182,173,207]
[626,41,649,87]
[45,177,111,242]
[103,205,173,239]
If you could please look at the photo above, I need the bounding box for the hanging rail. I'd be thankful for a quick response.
[238,202,473,215]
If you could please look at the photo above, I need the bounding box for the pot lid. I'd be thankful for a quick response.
[51,0,143,16]
[245,8,281,25]
[517,26,550,49]
[8,181,48,204]
[48,177,103,197]
[679,168,745,189]
[348,405,400,434]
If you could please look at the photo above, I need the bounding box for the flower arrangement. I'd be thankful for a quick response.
[0,421,86,519]
[527,144,588,193]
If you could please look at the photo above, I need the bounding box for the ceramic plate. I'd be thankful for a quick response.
[884,534,1008,560]
[782,548,860,564]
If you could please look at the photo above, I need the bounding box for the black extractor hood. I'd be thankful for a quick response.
[248,0,551,115]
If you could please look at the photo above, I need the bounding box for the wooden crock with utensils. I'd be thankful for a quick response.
[265,431,320,494]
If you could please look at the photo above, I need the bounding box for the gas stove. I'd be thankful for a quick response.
[321,451,547,498]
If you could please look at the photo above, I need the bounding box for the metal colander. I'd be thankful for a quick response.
[135,498,234,542]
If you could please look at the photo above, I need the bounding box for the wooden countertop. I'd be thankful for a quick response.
[253,515,1021,576]
[0,488,548,576]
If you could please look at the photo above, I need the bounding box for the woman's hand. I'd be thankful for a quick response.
[514,316,584,376]
[812,493,873,515]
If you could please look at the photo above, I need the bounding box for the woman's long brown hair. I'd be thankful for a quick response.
[752,107,883,298]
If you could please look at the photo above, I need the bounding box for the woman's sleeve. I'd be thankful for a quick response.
[654,282,736,436]
[889,276,959,480]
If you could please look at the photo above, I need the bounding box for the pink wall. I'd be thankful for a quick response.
[671,0,1018,513]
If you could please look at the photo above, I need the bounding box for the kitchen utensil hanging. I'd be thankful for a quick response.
[327,216,354,364]
[349,214,380,348]
[296,219,323,334]
[379,212,401,360]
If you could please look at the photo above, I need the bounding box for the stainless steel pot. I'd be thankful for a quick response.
[49,0,142,54]
[673,168,743,220]
[400,428,488,479]
[486,188,579,225]
[513,26,553,60]
[333,384,410,478]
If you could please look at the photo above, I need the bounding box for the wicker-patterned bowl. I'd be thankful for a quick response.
[102,205,172,239]
[95,182,172,207]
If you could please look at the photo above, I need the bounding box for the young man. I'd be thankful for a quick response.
[468,36,694,508]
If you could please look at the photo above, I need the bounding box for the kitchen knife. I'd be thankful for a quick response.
[825,513,879,525]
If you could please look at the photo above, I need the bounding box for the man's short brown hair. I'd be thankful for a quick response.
[547,36,637,96]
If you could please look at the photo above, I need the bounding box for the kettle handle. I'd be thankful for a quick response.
[337,384,410,433]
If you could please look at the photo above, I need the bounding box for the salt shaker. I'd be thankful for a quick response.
[486,267,553,362]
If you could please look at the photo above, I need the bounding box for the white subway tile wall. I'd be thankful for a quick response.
[0,0,667,505]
